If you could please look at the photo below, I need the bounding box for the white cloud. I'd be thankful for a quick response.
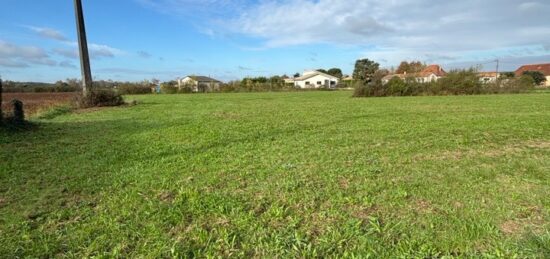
[224,0,550,65]
[25,26,68,41]
[0,40,57,67]
[54,43,125,60]
[139,0,550,66]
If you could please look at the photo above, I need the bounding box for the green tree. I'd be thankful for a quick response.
[352,59,380,83]
[317,69,328,74]
[522,71,546,85]
[501,72,515,79]
[396,61,426,74]
[327,68,343,79]
[293,73,300,78]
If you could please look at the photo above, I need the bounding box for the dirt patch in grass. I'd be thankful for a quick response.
[500,220,522,235]
[412,199,437,214]
[338,178,350,190]
[349,204,379,220]
[0,197,6,208]
[500,205,547,236]
[158,191,176,203]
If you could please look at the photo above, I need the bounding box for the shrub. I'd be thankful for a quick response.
[160,84,178,94]
[353,67,535,98]
[75,89,124,108]
[117,84,152,95]
[522,71,546,86]
[499,75,535,93]
[386,77,407,96]
[437,68,482,95]
[178,85,194,94]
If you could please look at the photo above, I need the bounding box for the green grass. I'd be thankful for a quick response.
[1,92,549,257]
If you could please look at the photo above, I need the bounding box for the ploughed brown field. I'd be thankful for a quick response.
[1,92,77,116]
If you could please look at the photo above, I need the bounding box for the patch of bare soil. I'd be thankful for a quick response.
[500,220,522,235]
[157,191,176,203]
[500,205,547,236]
[413,199,435,214]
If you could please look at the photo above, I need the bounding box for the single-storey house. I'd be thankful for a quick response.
[178,75,222,92]
[382,65,447,84]
[515,63,550,87]
[293,70,339,89]
[478,72,500,83]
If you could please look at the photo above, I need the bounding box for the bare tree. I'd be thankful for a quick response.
[74,0,93,96]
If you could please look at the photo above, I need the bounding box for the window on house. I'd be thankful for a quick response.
[305,81,310,85]
[330,81,336,85]
[317,81,322,85]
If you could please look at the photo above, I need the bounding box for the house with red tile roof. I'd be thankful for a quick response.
[515,63,550,86]
[382,65,447,84]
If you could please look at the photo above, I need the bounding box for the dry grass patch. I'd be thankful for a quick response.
[417,139,550,162]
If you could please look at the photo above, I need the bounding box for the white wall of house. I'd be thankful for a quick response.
[480,76,497,83]
[178,77,197,87]
[294,74,339,89]
[416,74,440,83]
[178,77,220,92]
[546,76,550,87]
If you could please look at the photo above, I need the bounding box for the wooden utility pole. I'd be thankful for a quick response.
[74,0,93,96]
[495,59,500,87]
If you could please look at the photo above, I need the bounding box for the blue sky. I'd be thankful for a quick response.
[1,0,549,82]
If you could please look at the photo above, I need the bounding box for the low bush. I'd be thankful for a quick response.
[117,84,152,95]
[75,89,125,108]
[160,85,179,94]
[353,68,535,97]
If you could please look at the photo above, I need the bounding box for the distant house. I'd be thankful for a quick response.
[293,70,339,89]
[478,72,500,83]
[178,76,222,92]
[515,63,550,87]
[382,65,447,84]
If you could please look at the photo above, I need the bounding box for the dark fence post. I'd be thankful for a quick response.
[11,99,24,123]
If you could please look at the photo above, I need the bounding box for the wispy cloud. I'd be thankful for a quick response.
[24,25,68,41]
[53,43,125,60]
[138,51,152,58]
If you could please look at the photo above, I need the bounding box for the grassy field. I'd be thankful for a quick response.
[1,91,549,257]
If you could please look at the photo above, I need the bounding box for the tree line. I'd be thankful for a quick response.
[350,58,545,97]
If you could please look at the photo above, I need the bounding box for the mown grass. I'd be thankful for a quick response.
[1,91,549,257]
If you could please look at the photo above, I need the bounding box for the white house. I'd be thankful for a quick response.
[478,72,500,83]
[178,76,222,92]
[293,70,339,89]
